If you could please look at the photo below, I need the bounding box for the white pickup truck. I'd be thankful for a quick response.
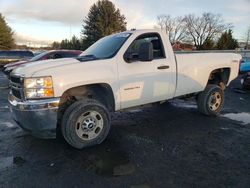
[8,29,241,149]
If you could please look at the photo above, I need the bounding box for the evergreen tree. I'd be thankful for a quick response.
[217,29,238,50]
[0,13,14,50]
[60,39,69,49]
[59,36,82,50]
[202,38,215,50]
[51,41,61,49]
[71,35,81,50]
[82,0,127,47]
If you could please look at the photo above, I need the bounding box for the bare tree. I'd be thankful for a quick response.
[157,15,186,44]
[183,13,230,50]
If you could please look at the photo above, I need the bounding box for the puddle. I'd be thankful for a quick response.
[170,99,197,109]
[79,150,135,176]
[222,113,250,125]
[13,156,26,166]
[0,122,15,128]
[127,134,154,145]
[0,106,9,109]
[0,156,26,170]
[0,107,9,112]
[0,157,13,169]
[128,109,143,113]
[0,86,9,89]
[113,163,136,176]
[220,127,230,130]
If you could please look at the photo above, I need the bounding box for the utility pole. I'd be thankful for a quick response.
[70,24,72,39]
[245,26,250,50]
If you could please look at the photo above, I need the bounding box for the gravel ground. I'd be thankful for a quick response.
[0,71,249,188]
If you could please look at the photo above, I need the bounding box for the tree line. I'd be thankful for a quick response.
[1,0,249,51]
[57,9,239,51]
[57,2,242,51]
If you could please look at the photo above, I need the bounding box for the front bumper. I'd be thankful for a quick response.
[8,94,60,139]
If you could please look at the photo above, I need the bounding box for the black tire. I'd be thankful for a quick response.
[61,99,111,149]
[197,84,224,116]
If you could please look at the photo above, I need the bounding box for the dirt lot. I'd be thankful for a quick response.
[0,71,250,188]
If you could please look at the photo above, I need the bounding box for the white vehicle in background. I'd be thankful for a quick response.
[8,29,241,149]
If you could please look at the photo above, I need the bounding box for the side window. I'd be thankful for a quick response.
[47,53,54,59]
[10,51,19,58]
[25,51,34,58]
[53,53,63,59]
[63,52,77,58]
[124,33,165,62]
[0,51,7,57]
[48,53,62,59]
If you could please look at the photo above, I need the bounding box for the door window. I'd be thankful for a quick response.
[124,33,165,62]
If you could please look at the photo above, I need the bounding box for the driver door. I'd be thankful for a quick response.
[118,33,174,109]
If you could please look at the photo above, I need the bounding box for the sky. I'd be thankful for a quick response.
[0,0,249,46]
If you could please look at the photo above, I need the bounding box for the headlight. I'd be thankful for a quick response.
[24,76,54,99]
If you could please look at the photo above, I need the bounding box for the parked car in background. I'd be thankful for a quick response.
[33,51,46,56]
[240,57,250,73]
[0,50,34,67]
[241,72,250,90]
[3,50,82,76]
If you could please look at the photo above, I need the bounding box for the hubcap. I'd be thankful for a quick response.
[208,92,222,111]
[75,111,104,140]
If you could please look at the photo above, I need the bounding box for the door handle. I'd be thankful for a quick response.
[157,65,170,70]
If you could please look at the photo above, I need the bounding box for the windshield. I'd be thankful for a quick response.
[79,33,131,59]
[30,51,48,61]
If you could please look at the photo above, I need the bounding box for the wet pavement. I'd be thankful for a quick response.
[0,71,250,188]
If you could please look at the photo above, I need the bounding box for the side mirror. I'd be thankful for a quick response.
[138,42,153,61]
[124,52,133,63]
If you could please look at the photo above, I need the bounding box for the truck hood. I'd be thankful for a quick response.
[12,58,79,77]
[11,56,117,98]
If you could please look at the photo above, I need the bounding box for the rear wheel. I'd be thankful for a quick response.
[61,99,111,149]
[197,85,224,116]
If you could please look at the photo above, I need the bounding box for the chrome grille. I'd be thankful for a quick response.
[10,75,24,100]
[10,76,23,85]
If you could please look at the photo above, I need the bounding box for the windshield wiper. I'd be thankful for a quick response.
[76,54,99,62]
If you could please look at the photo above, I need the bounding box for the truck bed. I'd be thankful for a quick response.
[174,53,241,97]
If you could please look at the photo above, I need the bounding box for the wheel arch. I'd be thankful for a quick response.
[57,83,115,129]
[207,67,231,89]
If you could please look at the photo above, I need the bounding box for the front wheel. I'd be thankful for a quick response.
[61,99,111,149]
[197,85,224,116]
